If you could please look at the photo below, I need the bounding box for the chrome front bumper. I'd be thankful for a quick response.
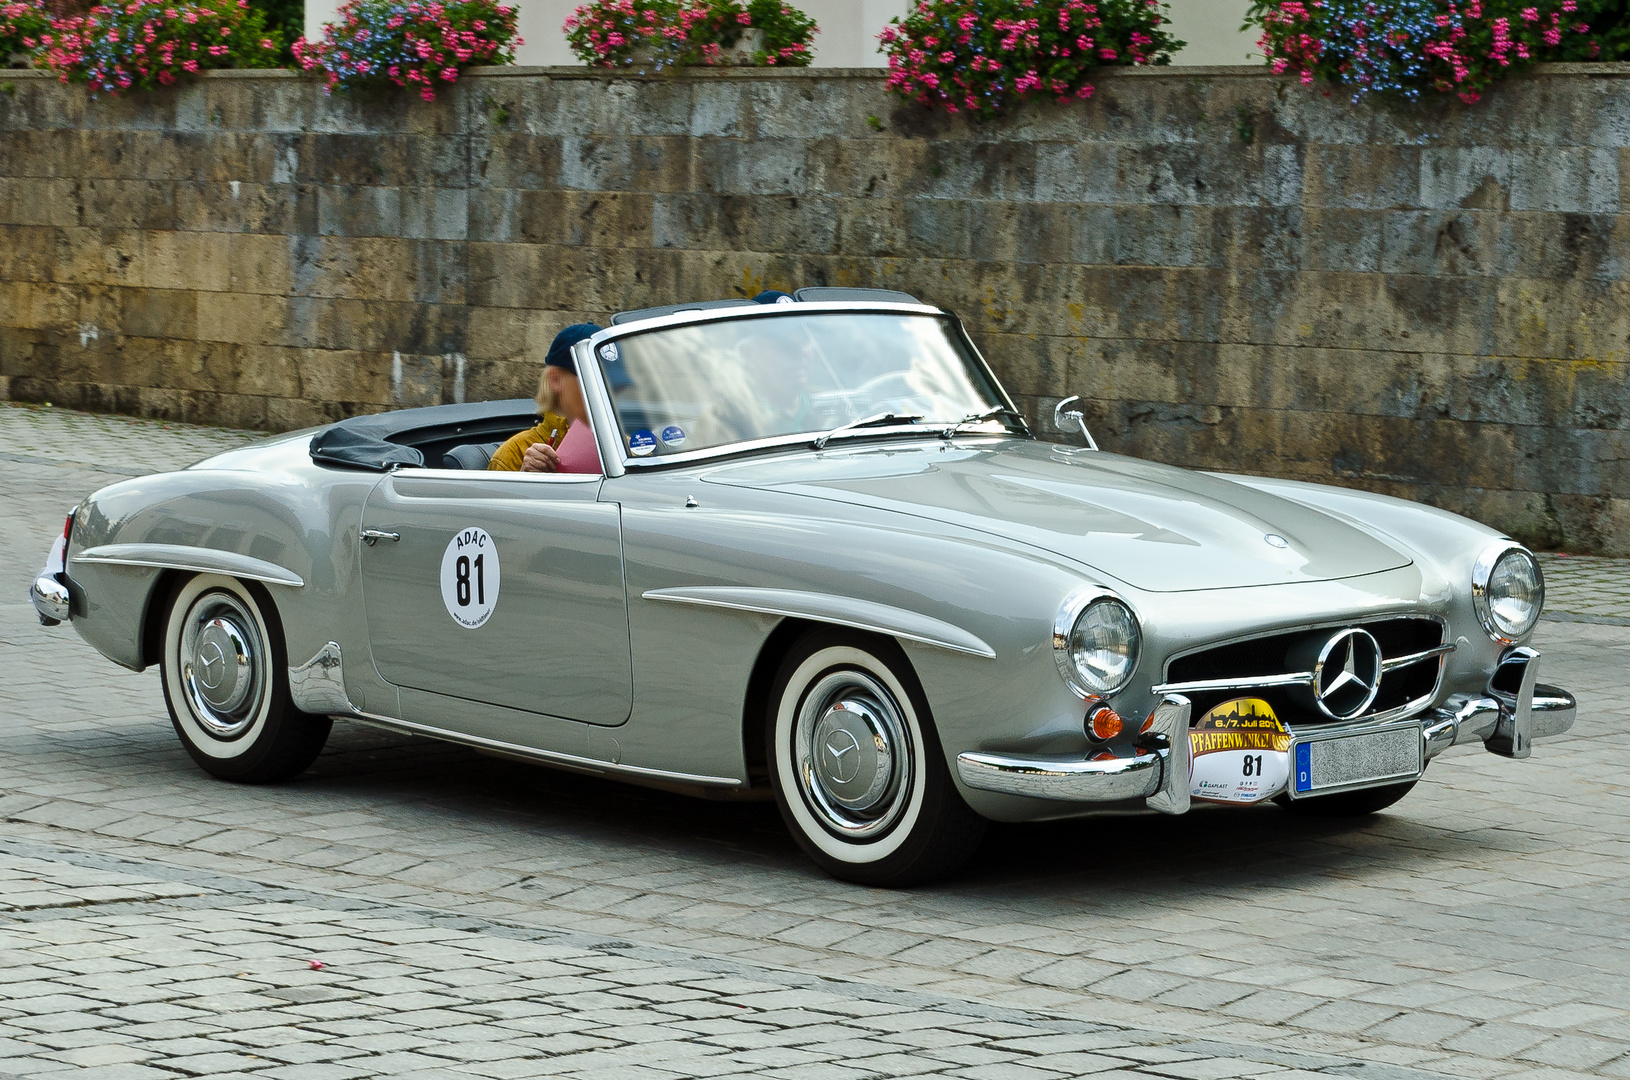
[29,535,71,626]
[956,647,1575,812]
[957,694,1193,815]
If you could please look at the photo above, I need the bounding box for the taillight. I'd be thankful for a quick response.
[63,511,74,543]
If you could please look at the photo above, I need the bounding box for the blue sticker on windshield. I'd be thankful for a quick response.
[629,430,657,457]
[660,425,687,448]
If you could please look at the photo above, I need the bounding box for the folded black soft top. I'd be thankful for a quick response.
[309,400,537,471]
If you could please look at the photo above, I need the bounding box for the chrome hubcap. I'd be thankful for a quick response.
[795,671,912,838]
[180,593,265,740]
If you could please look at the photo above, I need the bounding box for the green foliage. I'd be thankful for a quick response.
[249,0,301,63]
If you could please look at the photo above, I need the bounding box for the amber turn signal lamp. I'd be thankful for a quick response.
[1084,700,1124,742]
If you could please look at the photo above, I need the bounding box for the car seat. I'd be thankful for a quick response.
[441,442,504,470]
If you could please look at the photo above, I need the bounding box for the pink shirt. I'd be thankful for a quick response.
[557,421,602,474]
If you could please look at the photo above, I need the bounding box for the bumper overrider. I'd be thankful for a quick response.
[956,647,1575,813]
[30,535,72,626]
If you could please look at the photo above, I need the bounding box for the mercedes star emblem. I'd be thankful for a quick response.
[197,640,226,690]
[823,728,862,785]
[1312,627,1383,720]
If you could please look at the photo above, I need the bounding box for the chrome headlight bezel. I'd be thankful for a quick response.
[1053,589,1142,699]
[1472,541,1544,644]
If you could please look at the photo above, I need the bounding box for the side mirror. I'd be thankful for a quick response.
[1052,395,1099,452]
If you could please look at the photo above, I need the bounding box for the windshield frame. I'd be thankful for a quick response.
[575,301,1027,474]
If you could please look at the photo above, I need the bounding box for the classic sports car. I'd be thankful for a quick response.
[32,289,1576,885]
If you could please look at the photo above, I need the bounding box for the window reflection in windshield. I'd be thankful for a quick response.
[597,312,1006,458]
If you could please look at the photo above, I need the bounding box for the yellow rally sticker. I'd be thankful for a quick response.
[1188,698,1291,805]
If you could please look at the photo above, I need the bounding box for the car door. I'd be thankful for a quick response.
[358,470,632,727]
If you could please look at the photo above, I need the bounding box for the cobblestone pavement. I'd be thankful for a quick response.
[4,403,1630,1080]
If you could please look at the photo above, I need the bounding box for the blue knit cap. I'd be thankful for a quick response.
[753,290,795,305]
[544,323,602,374]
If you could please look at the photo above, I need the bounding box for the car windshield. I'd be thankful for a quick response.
[594,311,1011,459]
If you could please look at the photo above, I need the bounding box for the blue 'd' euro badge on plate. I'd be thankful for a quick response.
[1294,741,1312,793]
[660,424,687,448]
[629,430,657,457]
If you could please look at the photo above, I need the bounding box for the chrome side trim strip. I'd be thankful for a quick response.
[75,544,305,588]
[288,642,353,715]
[347,711,746,789]
[642,586,997,659]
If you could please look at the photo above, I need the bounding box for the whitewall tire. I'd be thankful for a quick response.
[767,630,985,886]
[159,574,331,783]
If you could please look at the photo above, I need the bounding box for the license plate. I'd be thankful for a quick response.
[1290,722,1422,798]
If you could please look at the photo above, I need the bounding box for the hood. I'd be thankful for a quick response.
[701,440,1413,593]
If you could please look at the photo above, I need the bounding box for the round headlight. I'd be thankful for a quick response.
[1473,544,1544,642]
[1054,593,1142,697]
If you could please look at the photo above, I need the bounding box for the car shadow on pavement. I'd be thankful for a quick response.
[282,723,1490,899]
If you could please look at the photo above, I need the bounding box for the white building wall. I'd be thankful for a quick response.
[305,0,1257,72]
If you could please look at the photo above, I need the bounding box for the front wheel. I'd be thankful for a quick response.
[766,630,985,886]
[160,574,332,783]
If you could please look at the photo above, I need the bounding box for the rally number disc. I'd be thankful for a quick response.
[440,527,501,629]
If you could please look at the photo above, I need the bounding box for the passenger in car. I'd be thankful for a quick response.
[487,324,602,473]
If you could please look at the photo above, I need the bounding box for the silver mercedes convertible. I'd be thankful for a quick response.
[30,290,1576,885]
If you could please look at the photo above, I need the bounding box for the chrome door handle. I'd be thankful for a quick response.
[360,529,400,546]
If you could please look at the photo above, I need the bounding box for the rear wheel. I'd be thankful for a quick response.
[159,574,331,783]
[766,630,985,886]
[1278,780,1416,818]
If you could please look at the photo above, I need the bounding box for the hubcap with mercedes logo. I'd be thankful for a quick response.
[795,670,912,838]
[1310,627,1384,720]
[180,593,267,740]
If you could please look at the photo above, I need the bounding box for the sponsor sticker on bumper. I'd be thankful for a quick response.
[1189,698,1291,805]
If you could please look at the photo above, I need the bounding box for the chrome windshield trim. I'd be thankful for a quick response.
[592,299,943,340]
[585,303,1026,472]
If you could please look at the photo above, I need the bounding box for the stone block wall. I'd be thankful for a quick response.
[1,65,1627,553]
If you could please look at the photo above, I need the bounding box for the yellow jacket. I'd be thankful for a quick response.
[487,413,571,471]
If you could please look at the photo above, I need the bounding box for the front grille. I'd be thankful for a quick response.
[1161,616,1447,726]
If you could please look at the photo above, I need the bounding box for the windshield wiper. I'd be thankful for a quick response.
[813,411,925,450]
[941,406,1030,441]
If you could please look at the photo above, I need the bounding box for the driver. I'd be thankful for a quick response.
[488,324,602,473]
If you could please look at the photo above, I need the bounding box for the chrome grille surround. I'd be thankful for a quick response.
[1153,615,1451,727]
